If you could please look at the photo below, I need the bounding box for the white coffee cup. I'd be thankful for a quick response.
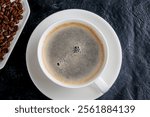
[37,19,109,93]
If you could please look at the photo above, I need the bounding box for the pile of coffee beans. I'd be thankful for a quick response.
[0,0,23,60]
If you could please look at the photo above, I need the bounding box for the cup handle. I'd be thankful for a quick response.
[94,78,109,93]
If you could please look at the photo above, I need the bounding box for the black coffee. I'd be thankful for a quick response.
[42,22,105,85]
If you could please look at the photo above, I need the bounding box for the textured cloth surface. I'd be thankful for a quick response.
[0,0,150,99]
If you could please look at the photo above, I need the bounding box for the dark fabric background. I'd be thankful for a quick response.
[0,0,150,99]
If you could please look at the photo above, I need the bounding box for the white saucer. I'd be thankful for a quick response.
[26,9,122,100]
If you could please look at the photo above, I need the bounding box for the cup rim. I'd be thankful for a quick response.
[37,18,109,88]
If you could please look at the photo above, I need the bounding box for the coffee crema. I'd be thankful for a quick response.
[42,22,105,85]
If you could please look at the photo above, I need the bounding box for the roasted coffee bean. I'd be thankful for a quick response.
[8,27,14,32]
[3,24,9,30]
[7,36,13,42]
[0,41,7,47]
[13,25,18,31]
[14,19,19,24]
[10,31,16,36]
[0,12,4,15]
[11,1,16,7]
[3,15,9,20]
[9,21,14,27]
[0,54,4,60]
[18,9,23,14]
[2,7,5,12]
[9,14,14,21]
[5,6,10,11]
[12,9,17,15]
[17,3,23,10]
[17,14,23,20]
[0,35,4,41]
[5,10,10,16]
[3,31,9,36]
[2,48,9,53]
[0,0,23,60]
